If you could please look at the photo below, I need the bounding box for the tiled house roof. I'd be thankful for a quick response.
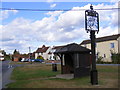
[80,34,120,45]
[36,45,49,53]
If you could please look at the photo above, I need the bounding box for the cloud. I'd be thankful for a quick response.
[45,11,63,17]
[1,3,118,53]
[50,3,56,8]
[46,0,55,3]
[0,10,18,20]
[110,0,119,2]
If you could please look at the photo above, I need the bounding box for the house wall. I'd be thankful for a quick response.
[13,57,19,62]
[41,47,51,60]
[35,53,39,59]
[81,40,118,62]
[49,48,61,60]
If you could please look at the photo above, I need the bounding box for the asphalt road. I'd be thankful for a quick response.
[1,60,28,89]
[1,60,14,89]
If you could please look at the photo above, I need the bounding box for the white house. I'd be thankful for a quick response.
[35,45,51,60]
[49,45,64,60]
[80,34,120,62]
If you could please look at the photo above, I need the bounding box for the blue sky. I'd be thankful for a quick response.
[0,1,119,54]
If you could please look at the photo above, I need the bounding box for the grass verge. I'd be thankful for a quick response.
[7,64,118,88]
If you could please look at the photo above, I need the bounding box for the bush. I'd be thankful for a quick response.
[4,55,11,60]
[37,55,44,60]
[96,56,104,64]
[111,53,120,64]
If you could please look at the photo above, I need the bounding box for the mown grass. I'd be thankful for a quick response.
[7,64,119,88]
[11,64,60,80]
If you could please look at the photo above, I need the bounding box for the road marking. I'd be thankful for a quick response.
[8,61,12,68]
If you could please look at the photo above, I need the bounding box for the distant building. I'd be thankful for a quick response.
[12,54,21,62]
[35,45,51,60]
[80,34,120,62]
[12,54,29,62]
[50,45,64,60]
[0,49,4,61]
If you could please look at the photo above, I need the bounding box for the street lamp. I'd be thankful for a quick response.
[85,5,99,85]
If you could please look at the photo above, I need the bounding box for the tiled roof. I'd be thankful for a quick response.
[52,45,65,49]
[54,43,91,54]
[36,45,49,53]
[80,34,120,45]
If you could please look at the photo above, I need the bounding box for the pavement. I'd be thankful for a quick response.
[56,74,74,79]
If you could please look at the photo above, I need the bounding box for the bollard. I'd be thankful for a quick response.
[52,63,57,72]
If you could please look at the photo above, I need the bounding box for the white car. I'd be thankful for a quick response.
[0,56,4,61]
[21,58,27,62]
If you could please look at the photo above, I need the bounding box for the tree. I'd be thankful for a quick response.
[2,50,6,56]
[13,49,20,55]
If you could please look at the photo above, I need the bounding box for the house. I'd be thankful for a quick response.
[35,45,51,60]
[49,45,65,60]
[12,54,21,61]
[0,49,5,61]
[12,54,29,62]
[80,34,120,62]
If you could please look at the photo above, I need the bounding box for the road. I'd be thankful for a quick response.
[1,60,14,89]
[1,60,28,89]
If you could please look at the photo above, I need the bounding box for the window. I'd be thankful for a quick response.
[103,54,106,58]
[110,43,114,48]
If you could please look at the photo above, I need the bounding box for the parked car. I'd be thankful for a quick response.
[0,56,4,61]
[21,58,30,62]
[34,59,44,63]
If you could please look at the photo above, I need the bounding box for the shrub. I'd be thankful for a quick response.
[111,53,120,64]
[96,56,104,64]
[37,55,44,60]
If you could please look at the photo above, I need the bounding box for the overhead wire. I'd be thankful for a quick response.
[0,8,120,11]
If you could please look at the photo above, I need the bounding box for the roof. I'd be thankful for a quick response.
[13,54,21,58]
[54,43,91,54]
[36,45,49,53]
[80,34,120,45]
[52,45,65,49]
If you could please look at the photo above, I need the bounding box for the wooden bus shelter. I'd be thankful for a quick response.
[54,43,91,78]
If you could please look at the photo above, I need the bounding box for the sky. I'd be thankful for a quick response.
[0,0,119,54]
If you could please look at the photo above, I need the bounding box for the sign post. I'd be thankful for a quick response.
[85,5,99,85]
